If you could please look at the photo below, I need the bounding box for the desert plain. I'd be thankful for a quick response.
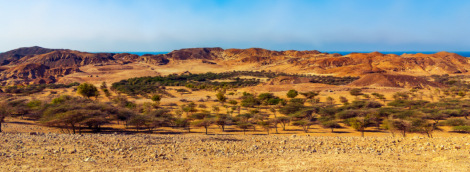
[1,47,470,171]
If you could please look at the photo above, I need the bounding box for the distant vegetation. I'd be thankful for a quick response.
[111,71,358,96]
[0,82,79,95]
[428,74,470,88]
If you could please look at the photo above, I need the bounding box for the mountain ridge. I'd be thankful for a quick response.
[0,46,468,87]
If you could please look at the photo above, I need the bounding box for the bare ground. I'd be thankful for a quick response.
[0,130,469,172]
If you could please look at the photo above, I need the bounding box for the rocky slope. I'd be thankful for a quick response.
[0,47,172,86]
[150,48,470,76]
[0,46,61,65]
[136,54,170,65]
[1,46,469,87]
[348,73,446,89]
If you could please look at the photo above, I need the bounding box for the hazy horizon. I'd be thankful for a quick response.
[1,0,470,52]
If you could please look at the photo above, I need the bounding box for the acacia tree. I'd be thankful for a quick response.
[0,105,11,132]
[174,118,190,132]
[287,89,298,99]
[277,116,291,131]
[193,118,215,135]
[339,96,349,105]
[347,115,371,137]
[100,81,107,89]
[326,96,336,106]
[269,118,280,134]
[236,113,253,135]
[216,91,227,106]
[128,115,148,132]
[151,94,161,103]
[300,91,320,105]
[292,119,314,133]
[350,88,362,99]
[215,114,230,131]
[320,117,341,133]
[257,120,271,135]
[411,118,436,138]
[77,83,99,99]
[382,118,411,137]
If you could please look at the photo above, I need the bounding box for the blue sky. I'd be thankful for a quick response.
[1,0,470,52]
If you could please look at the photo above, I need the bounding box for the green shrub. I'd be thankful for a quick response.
[452,126,470,132]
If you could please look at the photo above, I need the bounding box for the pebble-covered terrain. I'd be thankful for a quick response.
[1,132,469,171]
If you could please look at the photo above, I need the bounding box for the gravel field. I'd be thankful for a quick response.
[1,132,470,171]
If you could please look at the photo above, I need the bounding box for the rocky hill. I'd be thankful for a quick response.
[148,48,470,76]
[137,54,170,65]
[0,47,174,85]
[348,73,446,89]
[1,46,469,87]
[0,46,61,65]
[13,50,119,68]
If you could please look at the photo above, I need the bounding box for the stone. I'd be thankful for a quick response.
[70,149,77,154]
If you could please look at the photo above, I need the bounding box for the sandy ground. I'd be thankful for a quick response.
[0,129,469,171]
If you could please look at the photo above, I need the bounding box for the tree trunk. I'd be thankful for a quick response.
[0,121,2,132]
[72,124,76,134]
[205,126,208,135]
[361,129,364,137]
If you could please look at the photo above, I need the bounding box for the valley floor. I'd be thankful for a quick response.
[1,129,469,171]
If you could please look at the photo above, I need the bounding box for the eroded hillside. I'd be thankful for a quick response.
[0,46,468,87]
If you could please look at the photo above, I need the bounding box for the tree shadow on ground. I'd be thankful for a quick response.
[331,131,351,133]
[5,121,38,125]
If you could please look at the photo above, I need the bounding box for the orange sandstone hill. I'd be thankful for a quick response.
[150,48,470,76]
[348,73,446,89]
[0,46,469,87]
[0,47,170,86]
